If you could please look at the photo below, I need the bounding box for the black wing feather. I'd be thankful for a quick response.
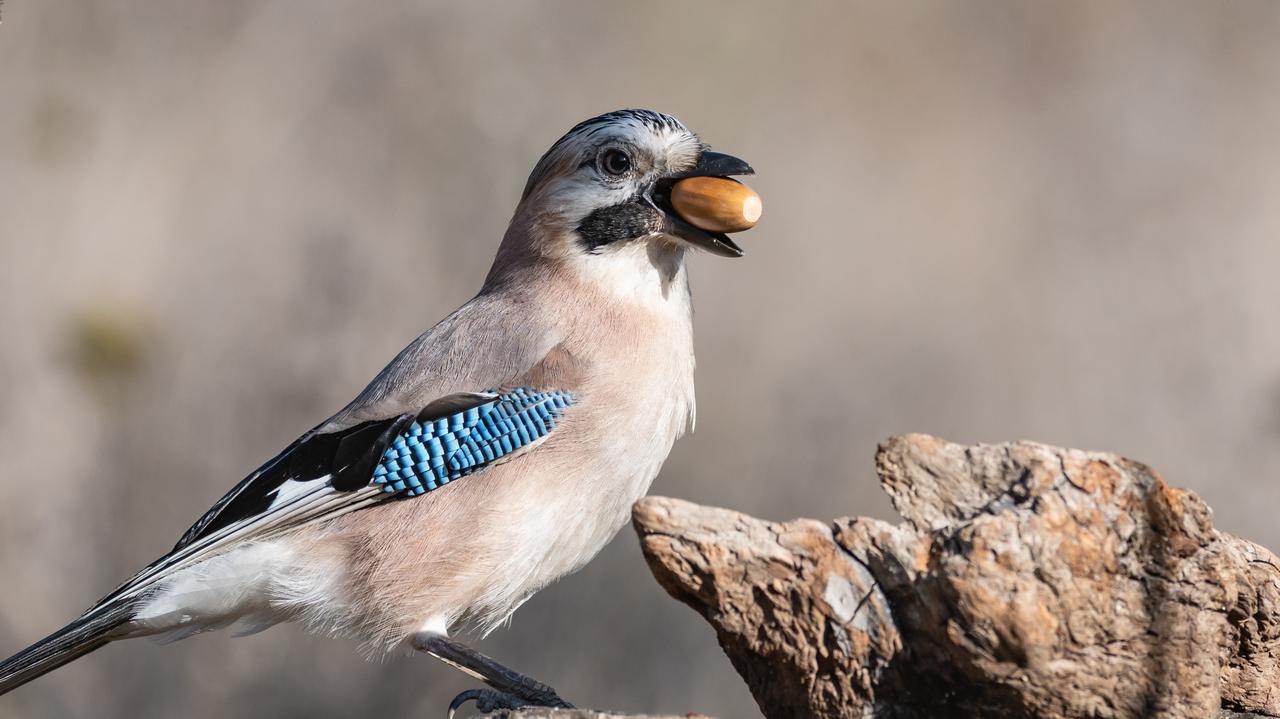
[173,415,411,551]
[174,391,501,551]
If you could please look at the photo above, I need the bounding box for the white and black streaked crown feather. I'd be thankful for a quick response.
[520,109,704,201]
[548,109,692,155]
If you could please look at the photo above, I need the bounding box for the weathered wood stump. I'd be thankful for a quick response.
[476,706,706,711]
[633,435,1280,719]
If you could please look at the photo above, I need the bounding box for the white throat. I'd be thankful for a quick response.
[568,238,689,309]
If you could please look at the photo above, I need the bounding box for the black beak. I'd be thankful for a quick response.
[651,151,755,258]
[670,150,755,180]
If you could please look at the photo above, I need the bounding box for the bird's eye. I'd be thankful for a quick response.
[601,149,632,176]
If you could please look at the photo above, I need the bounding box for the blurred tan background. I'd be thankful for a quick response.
[3,1,1280,716]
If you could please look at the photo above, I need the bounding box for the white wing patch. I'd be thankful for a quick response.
[268,477,332,511]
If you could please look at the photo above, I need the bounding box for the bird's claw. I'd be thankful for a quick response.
[447,687,574,718]
[448,688,517,717]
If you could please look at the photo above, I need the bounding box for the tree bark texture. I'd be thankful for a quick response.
[632,435,1280,719]
[476,706,706,711]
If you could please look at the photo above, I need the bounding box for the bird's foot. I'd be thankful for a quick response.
[447,687,574,718]
[415,633,574,717]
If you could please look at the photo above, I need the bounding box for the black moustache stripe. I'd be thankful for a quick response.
[576,200,664,251]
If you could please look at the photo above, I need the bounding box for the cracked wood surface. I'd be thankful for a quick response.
[476,706,711,711]
[633,434,1280,719]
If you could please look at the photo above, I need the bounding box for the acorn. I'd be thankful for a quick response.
[670,176,762,234]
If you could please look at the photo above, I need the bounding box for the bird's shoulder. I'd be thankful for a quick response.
[321,289,570,432]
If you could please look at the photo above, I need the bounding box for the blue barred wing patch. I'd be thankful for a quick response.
[372,388,575,496]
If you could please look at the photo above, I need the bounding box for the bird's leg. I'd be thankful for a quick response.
[411,633,574,714]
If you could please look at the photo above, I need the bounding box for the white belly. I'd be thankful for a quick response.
[458,371,695,634]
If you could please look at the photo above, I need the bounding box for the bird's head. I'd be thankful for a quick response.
[488,109,753,292]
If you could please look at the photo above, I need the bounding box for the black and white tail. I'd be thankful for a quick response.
[0,601,135,696]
